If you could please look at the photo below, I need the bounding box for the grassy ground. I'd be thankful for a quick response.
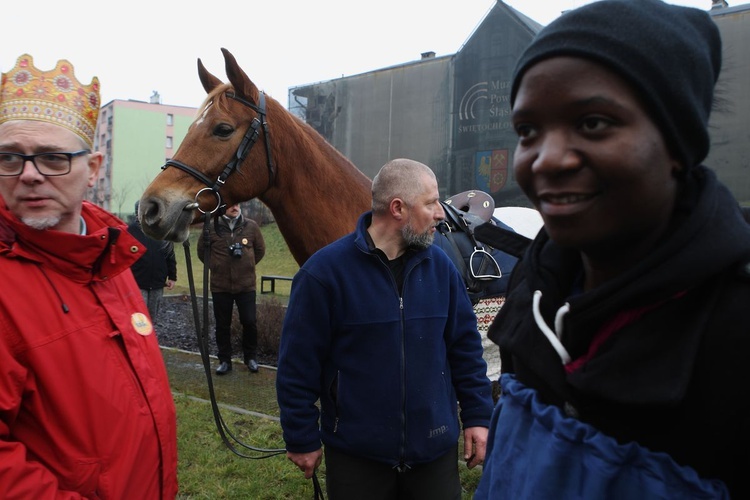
[174,395,316,499]
[174,394,483,499]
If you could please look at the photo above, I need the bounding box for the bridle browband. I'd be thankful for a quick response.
[161,91,275,214]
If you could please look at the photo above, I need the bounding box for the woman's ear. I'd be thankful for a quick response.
[671,156,686,178]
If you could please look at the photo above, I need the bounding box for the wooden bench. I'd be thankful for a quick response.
[260,275,294,294]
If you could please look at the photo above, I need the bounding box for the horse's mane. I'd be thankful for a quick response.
[197,83,234,117]
[197,83,351,166]
[194,81,372,214]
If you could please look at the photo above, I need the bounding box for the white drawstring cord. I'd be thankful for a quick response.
[532,290,572,365]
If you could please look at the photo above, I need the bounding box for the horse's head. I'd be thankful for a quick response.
[139,48,277,241]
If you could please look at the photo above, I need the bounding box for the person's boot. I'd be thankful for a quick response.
[246,359,259,373]
[216,361,232,375]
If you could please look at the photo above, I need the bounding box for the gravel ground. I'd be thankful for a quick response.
[154,294,279,367]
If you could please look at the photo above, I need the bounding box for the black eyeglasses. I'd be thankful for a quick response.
[0,150,91,177]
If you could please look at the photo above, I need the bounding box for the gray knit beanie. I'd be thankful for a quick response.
[511,0,722,169]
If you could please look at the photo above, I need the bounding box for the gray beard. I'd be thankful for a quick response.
[402,223,434,250]
[21,216,61,231]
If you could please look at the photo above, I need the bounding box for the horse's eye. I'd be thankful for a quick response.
[213,124,234,137]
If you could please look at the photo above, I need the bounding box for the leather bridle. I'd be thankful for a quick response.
[162,91,275,215]
[166,91,287,459]
[171,92,326,498]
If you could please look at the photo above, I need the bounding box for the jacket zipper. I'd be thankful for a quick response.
[365,248,422,469]
[398,294,406,468]
[396,256,422,469]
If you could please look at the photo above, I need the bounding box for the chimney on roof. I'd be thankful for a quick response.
[711,0,728,9]
[421,51,436,60]
[149,91,161,104]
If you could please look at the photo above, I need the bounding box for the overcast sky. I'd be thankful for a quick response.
[3,0,715,109]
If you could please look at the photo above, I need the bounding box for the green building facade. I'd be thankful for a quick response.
[91,96,196,220]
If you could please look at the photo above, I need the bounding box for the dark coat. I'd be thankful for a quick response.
[480,166,750,498]
[197,213,265,294]
[128,221,177,290]
[276,212,493,467]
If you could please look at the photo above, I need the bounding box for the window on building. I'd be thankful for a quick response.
[167,113,174,126]
[166,136,173,149]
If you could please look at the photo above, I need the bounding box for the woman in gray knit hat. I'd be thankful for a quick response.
[476,0,747,498]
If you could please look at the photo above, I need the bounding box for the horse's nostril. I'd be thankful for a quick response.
[140,199,161,225]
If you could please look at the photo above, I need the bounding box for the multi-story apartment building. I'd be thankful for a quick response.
[90,93,196,219]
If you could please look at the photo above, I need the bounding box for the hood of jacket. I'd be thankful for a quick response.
[491,166,750,405]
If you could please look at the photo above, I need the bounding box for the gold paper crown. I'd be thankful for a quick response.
[0,54,100,148]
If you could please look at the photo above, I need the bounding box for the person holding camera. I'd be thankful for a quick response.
[197,203,265,374]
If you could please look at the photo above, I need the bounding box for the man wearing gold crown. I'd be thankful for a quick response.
[0,54,178,498]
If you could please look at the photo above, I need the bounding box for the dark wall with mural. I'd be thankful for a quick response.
[290,56,454,190]
[289,2,538,203]
[451,5,539,207]
[289,2,750,206]
[705,6,750,203]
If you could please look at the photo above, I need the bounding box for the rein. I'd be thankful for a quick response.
[182,211,286,459]
[182,212,326,499]
[162,91,275,214]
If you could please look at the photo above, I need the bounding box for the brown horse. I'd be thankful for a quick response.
[139,48,372,265]
[139,48,541,382]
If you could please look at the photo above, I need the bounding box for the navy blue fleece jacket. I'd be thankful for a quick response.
[276,212,493,466]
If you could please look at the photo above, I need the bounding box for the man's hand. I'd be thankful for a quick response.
[166,279,175,290]
[287,449,323,479]
[463,426,488,469]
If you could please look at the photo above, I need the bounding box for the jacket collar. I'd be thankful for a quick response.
[497,166,750,406]
[0,201,143,283]
[527,166,750,329]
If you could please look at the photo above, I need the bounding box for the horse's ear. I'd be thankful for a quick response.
[197,58,223,94]
[221,48,258,103]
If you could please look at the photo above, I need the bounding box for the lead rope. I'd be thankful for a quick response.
[182,212,325,499]
[313,471,324,500]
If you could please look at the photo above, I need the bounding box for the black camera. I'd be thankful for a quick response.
[229,242,243,258]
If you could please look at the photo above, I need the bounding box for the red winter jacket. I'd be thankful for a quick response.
[0,201,178,499]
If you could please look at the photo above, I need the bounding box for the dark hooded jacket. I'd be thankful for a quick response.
[477,166,750,499]
[127,220,177,290]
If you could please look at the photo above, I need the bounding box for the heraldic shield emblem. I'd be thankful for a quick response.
[475,149,508,193]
